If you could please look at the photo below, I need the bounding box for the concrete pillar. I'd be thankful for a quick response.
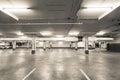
[31,37,36,54]
[43,40,46,51]
[93,41,96,49]
[75,42,78,50]
[49,41,52,49]
[70,42,72,48]
[85,35,89,54]
[12,41,16,50]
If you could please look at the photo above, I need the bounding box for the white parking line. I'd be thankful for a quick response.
[22,68,36,80]
[80,69,91,80]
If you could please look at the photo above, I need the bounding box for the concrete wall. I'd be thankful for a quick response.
[107,37,120,52]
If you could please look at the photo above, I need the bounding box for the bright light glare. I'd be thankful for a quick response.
[3,7,29,12]
[54,38,65,41]
[20,36,28,38]
[0,5,29,9]
[99,1,120,20]
[84,2,113,8]
[40,31,52,36]
[58,41,63,45]
[55,35,64,38]
[0,7,19,20]
[96,31,106,36]
[16,32,24,36]
[68,31,79,36]
[85,7,111,11]
[65,37,78,41]
[96,38,114,41]
[39,42,43,45]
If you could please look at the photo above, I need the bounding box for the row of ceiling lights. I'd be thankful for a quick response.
[0,30,106,37]
[0,31,80,36]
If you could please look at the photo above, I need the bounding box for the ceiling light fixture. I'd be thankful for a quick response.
[3,8,29,11]
[40,31,52,36]
[96,31,106,36]
[96,38,114,41]
[55,35,64,38]
[68,31,79,36]
[20,36,28,39]
[16,32,24,36]
[85,7,111,11]
[99,2,120,20]
[0,7,19,21]
[58,41,63,45]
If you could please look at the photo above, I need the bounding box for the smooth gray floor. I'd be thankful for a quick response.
[0,49,120,80]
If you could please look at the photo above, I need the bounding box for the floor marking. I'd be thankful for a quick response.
[80,69,91,80]
[22,68,36,80]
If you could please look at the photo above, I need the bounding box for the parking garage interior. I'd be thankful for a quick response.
[0,0,120,80]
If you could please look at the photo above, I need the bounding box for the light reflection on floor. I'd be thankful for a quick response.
[0,49,120,80]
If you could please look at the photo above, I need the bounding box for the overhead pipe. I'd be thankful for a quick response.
[0,22,83,25]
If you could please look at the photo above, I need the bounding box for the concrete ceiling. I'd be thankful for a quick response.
[0,0,120,38]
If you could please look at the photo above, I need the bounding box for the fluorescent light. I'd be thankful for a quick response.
[20,36,28,38]
[68,31,79,36]
[99,1,120,20]
[96,31,106,36]
[0,7,19,21]
[3,7,29,12]
[58,41,63,45]
[16,32,24,36]
[65,37,78,41]
[54,38,65,41]
[96,38,114,41]
[0,6,29,21]
[40,31,52,36]
[4,8,28,11]
[85,7,111,11]
[39,42,43,45]
[55,35,64,38]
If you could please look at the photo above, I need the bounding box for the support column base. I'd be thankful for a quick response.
[43,48,46,51]
[31,50,35,54]
[13,48,15,50]
[75,48,78,50]
[85,50,89,54]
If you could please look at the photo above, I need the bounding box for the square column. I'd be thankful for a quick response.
[12,41,16,50]
[85,35,89,54]
[43,40,46,51]
[75,42,78,50]
[31,36,36,54]
[49,41,52,49]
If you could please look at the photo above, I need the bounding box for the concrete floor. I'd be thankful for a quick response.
[0,49,120,80]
